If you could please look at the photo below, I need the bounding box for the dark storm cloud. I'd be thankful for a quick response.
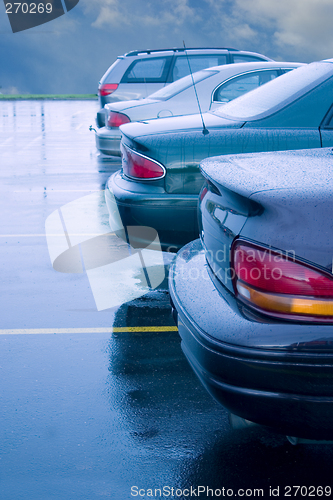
[0,0,331,94]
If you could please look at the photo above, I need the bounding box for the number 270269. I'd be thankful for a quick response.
[5,3,53,14]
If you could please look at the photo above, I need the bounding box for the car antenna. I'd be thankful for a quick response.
[183,41,209,135]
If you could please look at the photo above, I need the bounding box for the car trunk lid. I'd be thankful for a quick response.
[120,112,244,140]
[199,148,333,293]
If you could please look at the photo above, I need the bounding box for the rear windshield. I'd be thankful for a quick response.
[101,59,122,84]
[172,55,227,80]
[121,57,172,84]
[214,62,333,121]
[149,69,218,101]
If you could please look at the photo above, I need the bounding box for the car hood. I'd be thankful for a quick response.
[120,112,244,139]
[201,147,333,271]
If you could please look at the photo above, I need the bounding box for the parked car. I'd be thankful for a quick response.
[95,61,301,156]
[96,47,273,127]
[169,147,333,442]
[106,59,333,251]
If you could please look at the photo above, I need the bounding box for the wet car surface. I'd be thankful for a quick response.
[169,148,333,441]
[96,61,301,156]
[96,48,272,128]
[109,59,333,251]
[2,101,333,499]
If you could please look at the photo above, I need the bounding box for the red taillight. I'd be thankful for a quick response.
[121,143,165,180]
[232,240,333,321]
[107,111,130,128]
[98,83,118,97]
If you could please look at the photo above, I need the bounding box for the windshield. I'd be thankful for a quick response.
[149,69,218,101]
[214,62,333,121]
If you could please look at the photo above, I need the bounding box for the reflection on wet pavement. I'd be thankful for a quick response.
[1,101,333,500]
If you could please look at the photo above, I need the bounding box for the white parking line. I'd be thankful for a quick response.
[0,234,115,237]
[14,190,99,193]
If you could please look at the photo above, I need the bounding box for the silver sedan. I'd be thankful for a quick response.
[95,61,302,156]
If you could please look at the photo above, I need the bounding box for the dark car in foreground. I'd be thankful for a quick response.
[169,147,333,441]
[96,47,272,127]
[106,59,333,251]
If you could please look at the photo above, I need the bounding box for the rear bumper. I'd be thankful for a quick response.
[106,170,199,251]
[169,239,333,439]
[95,126,121,156]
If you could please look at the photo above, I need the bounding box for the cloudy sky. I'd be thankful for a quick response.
[1,0,333,94]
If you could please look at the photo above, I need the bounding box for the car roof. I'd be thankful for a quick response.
[207,61,304,73]
[122,47,239,57]
[118,48,272,59]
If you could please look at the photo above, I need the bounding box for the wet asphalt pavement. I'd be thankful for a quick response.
[1,101,333,500]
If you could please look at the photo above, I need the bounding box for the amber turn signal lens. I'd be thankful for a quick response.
[232,240,333,321]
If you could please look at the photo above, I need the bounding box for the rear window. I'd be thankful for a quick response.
[121,57,172,83]
[149,69,218,101]
[101,59,122,84]
[172,55,227,81]
[214,62,333,121]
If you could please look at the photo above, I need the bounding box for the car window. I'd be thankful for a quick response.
[121,57,171,83]
[149,69,218,101]
[172,55,227,81]
[214,62,333,121]
[233,55,266,63]
[101,59,121,84]
[214,70,279,102]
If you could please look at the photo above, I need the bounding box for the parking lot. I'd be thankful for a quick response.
[2,100,333,499]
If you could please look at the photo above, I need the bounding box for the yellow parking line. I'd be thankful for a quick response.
[113,326,178,332]
[0,326,178,335]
